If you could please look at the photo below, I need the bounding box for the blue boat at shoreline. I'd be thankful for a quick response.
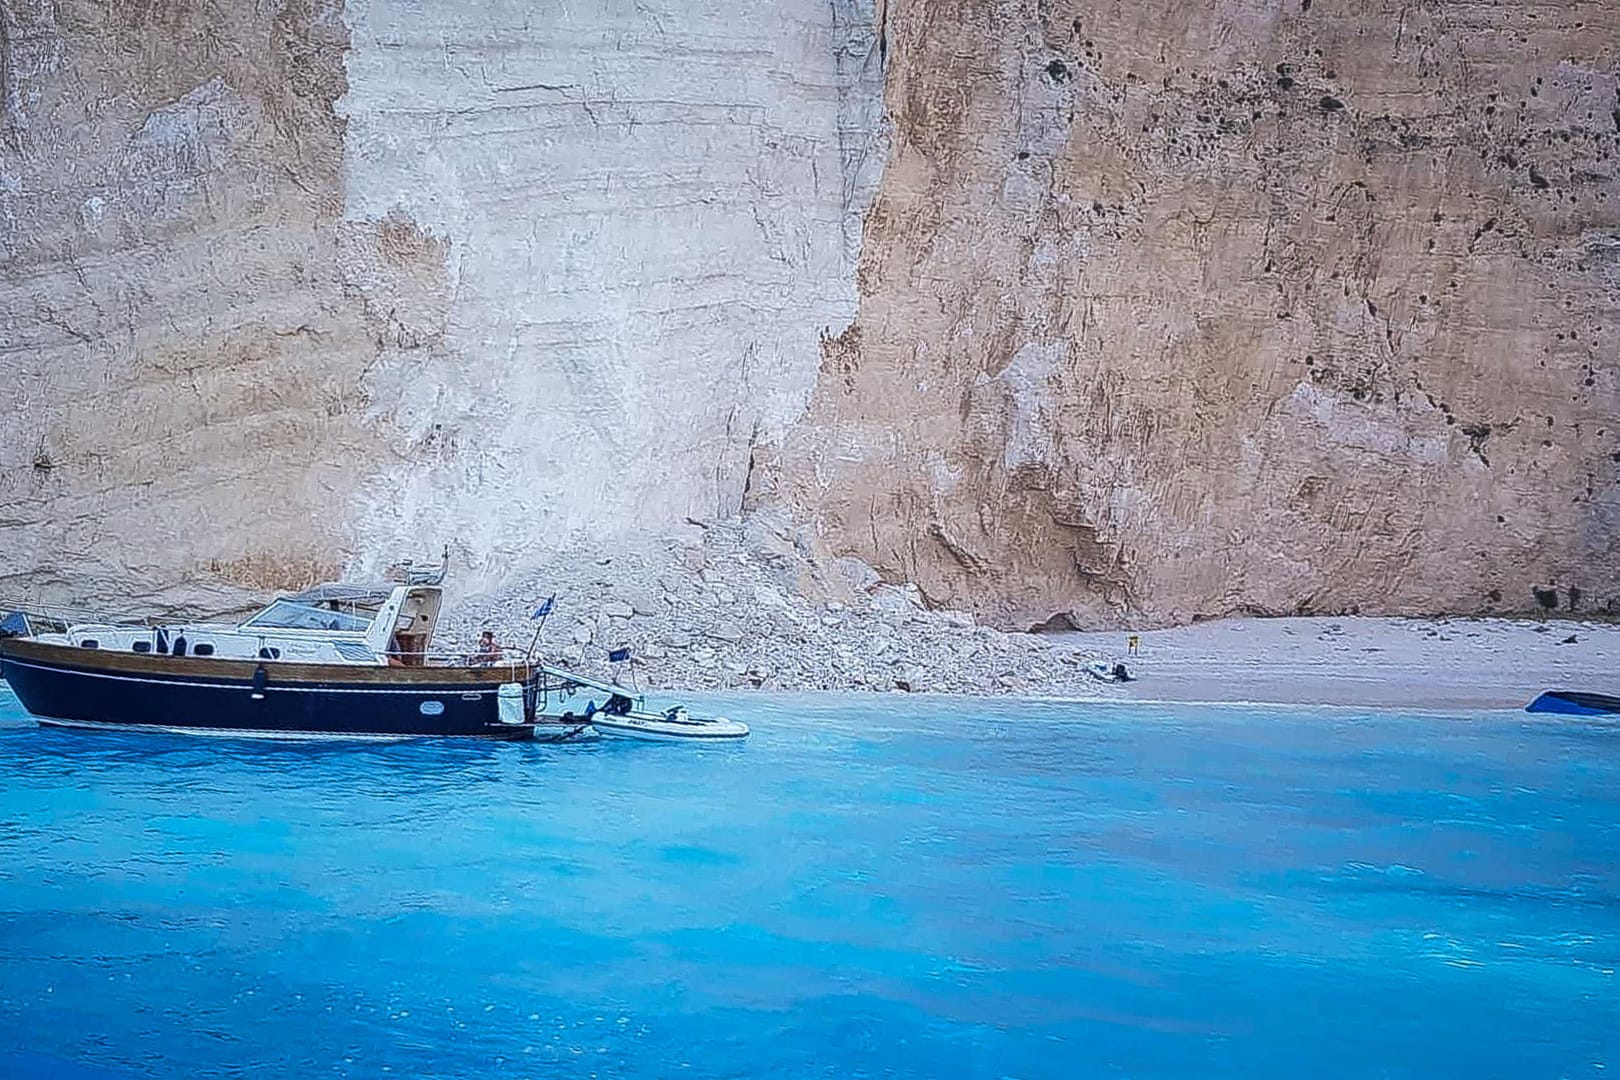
[1526,690,1620,716]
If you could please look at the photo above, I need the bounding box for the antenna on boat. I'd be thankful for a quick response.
[523,594,556,664]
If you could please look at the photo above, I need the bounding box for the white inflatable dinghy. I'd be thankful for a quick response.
[588,705,750,742]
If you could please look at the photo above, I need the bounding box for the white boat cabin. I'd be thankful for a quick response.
[43,584,447,666]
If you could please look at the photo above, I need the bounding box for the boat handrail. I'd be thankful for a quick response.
[0,600,154,630]
[383,546,450,587]
[395,650,528,668]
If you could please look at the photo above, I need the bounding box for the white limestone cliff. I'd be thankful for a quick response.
[0,0,884,610]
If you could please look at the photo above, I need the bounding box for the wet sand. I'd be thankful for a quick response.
[1051,616,1620,710]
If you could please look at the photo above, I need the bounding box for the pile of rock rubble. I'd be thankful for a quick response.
[440,511,1108,697]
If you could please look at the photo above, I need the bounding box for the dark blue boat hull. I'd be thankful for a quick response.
[1526,690,1620,717]
[0,647,537,739]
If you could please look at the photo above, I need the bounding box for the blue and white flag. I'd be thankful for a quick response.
[531,595,555,620]
[608,647,631,664]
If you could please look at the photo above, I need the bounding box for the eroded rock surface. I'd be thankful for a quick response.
[769,0,1620,628]
[335,0,882,582]
[0,0,371,614]
[1,0,883,612]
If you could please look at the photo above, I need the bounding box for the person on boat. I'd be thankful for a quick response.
[472,630,503,665]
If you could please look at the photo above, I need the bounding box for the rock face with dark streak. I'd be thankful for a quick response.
[767,0,1620,628]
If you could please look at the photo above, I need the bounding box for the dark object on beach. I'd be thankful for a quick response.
[1088,661,1134,683]
[1560,634,1579,645]
[1526,690,1620,716]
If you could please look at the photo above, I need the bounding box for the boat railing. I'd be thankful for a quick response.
[0,599,156,634]
[388,649,534,673]
[383,546,450,587]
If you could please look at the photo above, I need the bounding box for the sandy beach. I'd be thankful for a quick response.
[449,522,1620,703]
[1054,616,1620,711]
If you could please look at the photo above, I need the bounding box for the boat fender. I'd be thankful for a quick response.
[250,664,268,701]
[497,682,526,725]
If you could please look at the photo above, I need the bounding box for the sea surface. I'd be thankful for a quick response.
[1,687,1616,1079]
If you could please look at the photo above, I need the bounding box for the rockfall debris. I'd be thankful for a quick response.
[441,512,1107,697]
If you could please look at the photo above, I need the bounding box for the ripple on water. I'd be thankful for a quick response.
[1,693,1618,1078]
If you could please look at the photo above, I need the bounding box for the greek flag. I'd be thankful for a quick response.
[608,647,631,664]
[531,595,555,620]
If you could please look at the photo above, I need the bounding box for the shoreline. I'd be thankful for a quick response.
[1048,615,1620,711]
[4,611,1611,717]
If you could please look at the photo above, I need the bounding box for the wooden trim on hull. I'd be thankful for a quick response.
[0,637,536,687]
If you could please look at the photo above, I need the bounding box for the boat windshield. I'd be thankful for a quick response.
[241,599,373,633]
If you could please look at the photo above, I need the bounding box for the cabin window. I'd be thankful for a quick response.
[132,641,152,653]
[79,639,99,649]
[258,646,282,660]
[193,643,215,657]
[242,599,370,633]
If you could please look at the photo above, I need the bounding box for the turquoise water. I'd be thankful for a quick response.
[1,686,1616,1079]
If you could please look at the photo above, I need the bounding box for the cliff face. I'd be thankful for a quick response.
[334,0,884,576]
[2,1,1616,627]
[0,0,882,610]
[770,0,1620,627]
[0,0,373,608]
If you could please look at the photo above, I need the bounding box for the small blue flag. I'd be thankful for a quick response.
[531,595,555,620]
[608,647,631,664]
